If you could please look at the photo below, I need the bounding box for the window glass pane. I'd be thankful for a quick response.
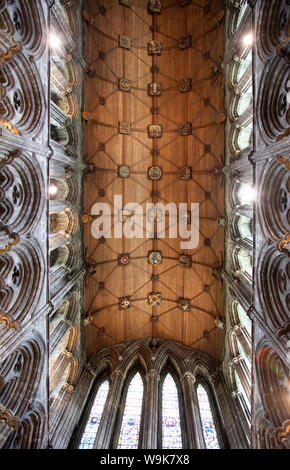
[237,214,252,240]
[236,336,251,372]
[234,370,250,411]
[237,303,251,335]
[237,50,252,81]
[237,248,252,277]
[236,2,248,28]
[79,380,109,449]
[237,125,252,150]
[117,372,143,449]
[162,373,182,449]
[237,87,252,116]
[237,182,254,205]
[197,384,220,449]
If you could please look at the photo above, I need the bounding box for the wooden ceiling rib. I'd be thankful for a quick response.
[83,0,225,360]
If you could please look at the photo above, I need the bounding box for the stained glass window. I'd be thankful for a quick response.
[79,380,109,449]
[197,384,220,449]
[162,373,182,449]
[117,372,144,449]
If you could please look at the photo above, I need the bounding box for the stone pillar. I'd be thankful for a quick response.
[0,422,14,448]
[231,390,250,445]
[93,368,125,449]
[141,369,159,449]
[50,383,74,442]
[211,371,249,449]
[181,372,199,449]
[54,365,94,449]
[0,407,21,448]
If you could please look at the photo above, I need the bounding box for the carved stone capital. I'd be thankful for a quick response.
[231,389,242,399]
[277,234,290,256]
[276,320,290,341]
[210,371,221,383]
[85,363,96,376]
[145,369,160,382]
[110,368,125,380]
[229,355,242,368]
[181,371,196,384]
[63,383,74,393]
[0,309,20,331]
[0,405,21,430]
[63,350,73,359]
[275,419,290,444]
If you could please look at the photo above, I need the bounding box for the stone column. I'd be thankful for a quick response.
[0,422,14,448]
[211,371,249,449]
[0,407,21,448]
[93,368,125,449]
[141,369,160,449]
[50,383,74,439]
[181,372,202,448]
[56,365,94,449]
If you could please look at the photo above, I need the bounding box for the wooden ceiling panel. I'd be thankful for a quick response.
[84,0,225,361]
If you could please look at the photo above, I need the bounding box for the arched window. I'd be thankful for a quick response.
[237,303,251,335]
[196,384,220,449]
[237,49,252,81]
[236,336,251,372]
[234,369,250,412]
[237,182,254,206]
[232,247,252,284]
[237,86,252,117]
[117,372,144,449]
[161,373,182,449]
[79,380,109,449]
[237,214,253,241]
[228,300,252,424]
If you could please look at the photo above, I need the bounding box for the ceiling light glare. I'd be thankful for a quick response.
[247,186,256,202]
[49,32,61,49]
[243,33,253,47]
[49,184,58,196]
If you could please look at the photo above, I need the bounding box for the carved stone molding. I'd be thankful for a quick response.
[181,371,196,384]
[110,368,125,380]
[145,369,160,382]
[276,419,290,445]
[0,405,21,430]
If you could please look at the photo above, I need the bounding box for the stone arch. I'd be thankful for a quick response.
[0,150,44,234]
[257,245,290,338]
[0,238,44,327]
[255,342,290,448]
[49,208,78,238]
[0,335,45,419]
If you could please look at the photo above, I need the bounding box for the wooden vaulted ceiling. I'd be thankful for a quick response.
[83,0,225,361]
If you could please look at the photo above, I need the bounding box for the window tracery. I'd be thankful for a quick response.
[73,339,232,450]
